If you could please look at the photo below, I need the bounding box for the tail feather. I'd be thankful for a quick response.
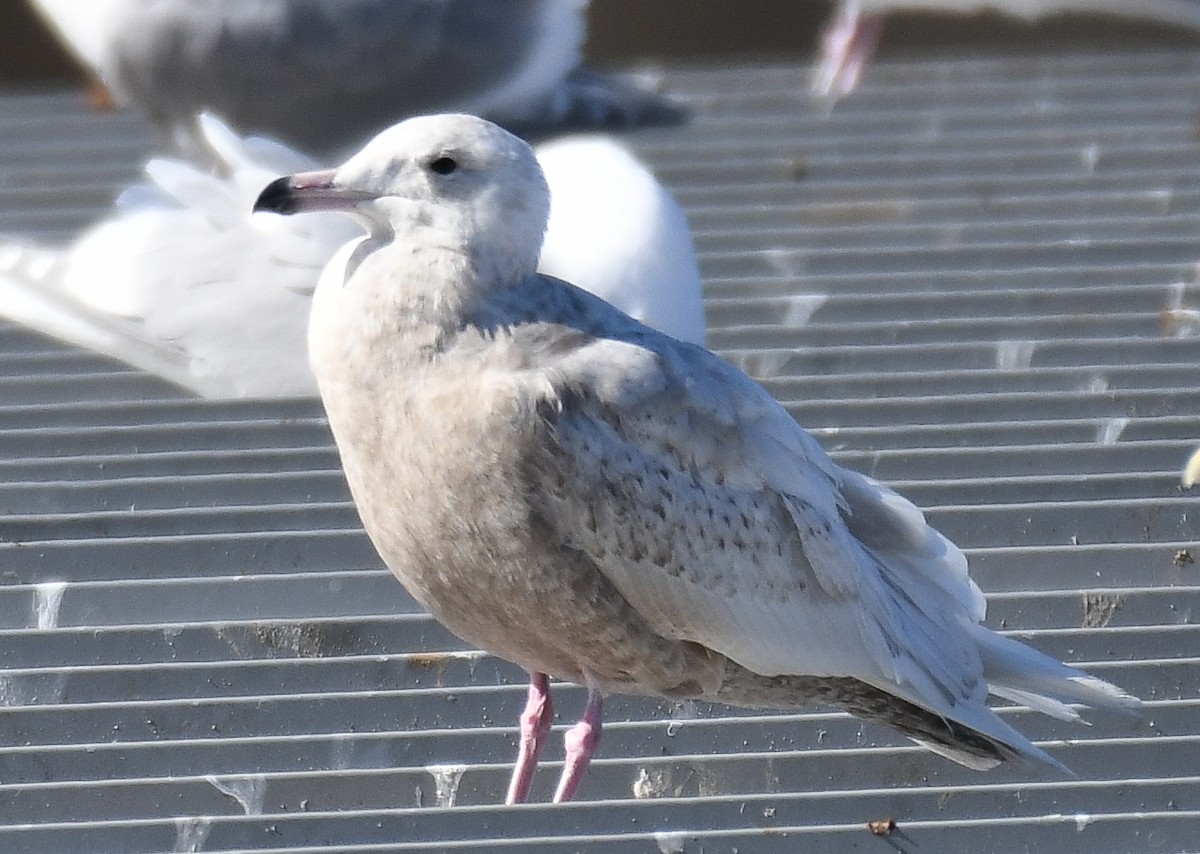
[904,624,1142,772]
[830,674,1071,773]
[837,622,1140,774]
[909,737,1006,771]
[506,67,690,137]
[973,624,1142,717]
[989,685,1080,722]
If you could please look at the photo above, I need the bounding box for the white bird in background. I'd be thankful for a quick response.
[27,0,685,156]
[0,115,705,397]
[536,136,705,347]
[816,0,1200,98]
[254,112,1140,804]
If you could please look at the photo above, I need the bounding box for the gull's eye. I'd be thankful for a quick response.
[429,156,458,175]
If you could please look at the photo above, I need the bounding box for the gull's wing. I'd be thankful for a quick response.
[105,0,581,154]
[509,279,1135,764]
[102,117,355,396]
[0,115,354,397]
[521,306,988,707]
[0,240,196,389]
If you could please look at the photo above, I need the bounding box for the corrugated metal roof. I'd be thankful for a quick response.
[2,46,1199,853]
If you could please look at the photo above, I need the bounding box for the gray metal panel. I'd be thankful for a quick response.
[1,46,1199,854]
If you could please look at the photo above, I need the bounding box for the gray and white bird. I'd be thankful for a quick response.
[0,116,703,397]
[816,0,1200,98]
[28,0,684,156]
[253,113,1140,803]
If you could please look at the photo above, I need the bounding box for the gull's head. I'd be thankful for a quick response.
[254,113,550,283]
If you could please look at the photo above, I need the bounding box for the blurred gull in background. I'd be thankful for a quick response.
[2,0,703,396]
[537,135,705,347]
[28,0,686,156]
[0,116,705,397]
[816,0,1200,98]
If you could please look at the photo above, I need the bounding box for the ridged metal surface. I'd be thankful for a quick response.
[2,46,1199,854]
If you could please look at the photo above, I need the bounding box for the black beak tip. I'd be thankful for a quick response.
[253,176,297,215]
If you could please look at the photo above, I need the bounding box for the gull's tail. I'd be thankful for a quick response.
[506,67,689,138]
[850,622,1141,773]
[972,622,1141,725]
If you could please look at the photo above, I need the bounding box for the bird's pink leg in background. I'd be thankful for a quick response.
[552,688,603,803]
[506,672,553,805]
[813,1,885,99]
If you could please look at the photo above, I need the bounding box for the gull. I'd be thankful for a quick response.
[253,112,1140,803]
[816,0,1200,98]
[536,135,705,348]
[28,0,684,156]
[0,115,703,397]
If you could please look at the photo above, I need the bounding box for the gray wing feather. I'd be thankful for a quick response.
[512,302,993,728]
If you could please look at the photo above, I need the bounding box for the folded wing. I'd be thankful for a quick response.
[518,295,1138,767]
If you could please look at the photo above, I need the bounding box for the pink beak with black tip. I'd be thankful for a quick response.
[253,169,376,215]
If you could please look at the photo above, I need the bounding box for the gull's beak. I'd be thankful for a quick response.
[253,169,376,215]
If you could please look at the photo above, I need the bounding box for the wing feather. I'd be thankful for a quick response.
[518,316,991,726]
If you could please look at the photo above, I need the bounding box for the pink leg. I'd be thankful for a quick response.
[813,2,885,99]
[552,688,603,803]
[505,672,553,805]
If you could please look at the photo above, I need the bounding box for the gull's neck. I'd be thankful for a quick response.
[308,227,531,387]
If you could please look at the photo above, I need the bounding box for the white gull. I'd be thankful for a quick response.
[253,112,1140,803]
[0,115,704,397]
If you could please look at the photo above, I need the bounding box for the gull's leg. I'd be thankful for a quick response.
[552,688,603,803]
[505,672,553,805]
[813,1,885,99]
[86,77,118,111]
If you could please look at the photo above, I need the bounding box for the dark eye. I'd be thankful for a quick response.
[429,156,458,175]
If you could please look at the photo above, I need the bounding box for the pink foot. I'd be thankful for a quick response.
[505,672,553,805]
[552,688,603,803]
[813,2,885,99]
